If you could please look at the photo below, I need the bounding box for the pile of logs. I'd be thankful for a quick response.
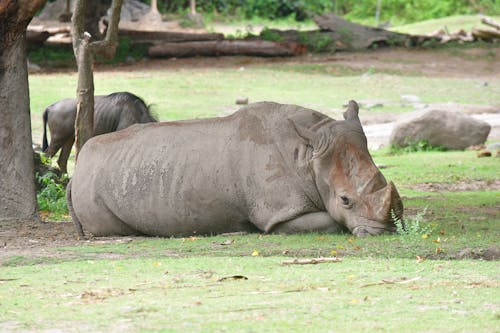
[427,17,500,43]
[26,14,499,58]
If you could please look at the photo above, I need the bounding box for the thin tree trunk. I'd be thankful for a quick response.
[71,0,123,159]
[0,0,47,222]
[151,0,159,13]
[190,0,196,14]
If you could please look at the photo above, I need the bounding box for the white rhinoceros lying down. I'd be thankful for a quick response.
[67,101,403,238]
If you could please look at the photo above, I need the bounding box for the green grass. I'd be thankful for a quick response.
[391,14,500,35]
[29,66,500,136]
[1,257,498,332]
[372,150,500,188]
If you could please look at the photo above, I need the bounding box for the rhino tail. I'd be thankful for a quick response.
[66,179,86,239]
[42,108,49,152]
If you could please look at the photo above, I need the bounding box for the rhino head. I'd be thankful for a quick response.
[292,100,403,236]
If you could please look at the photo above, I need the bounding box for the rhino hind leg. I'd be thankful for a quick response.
[269,212,346,234]
[57,136,74,174]
[66,179,85,239]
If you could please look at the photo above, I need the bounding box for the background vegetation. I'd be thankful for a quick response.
[150,0,499,24]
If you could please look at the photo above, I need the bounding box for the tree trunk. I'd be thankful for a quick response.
[190,0,196,14]
[72,0,123,159]
[0,0,47,223]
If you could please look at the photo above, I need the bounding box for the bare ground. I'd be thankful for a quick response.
[3,46,499,262]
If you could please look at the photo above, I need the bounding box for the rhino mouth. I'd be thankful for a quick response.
[352,224,397,237]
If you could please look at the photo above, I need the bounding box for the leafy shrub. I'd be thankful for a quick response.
[149,0,499,23]
[36,171,68,216]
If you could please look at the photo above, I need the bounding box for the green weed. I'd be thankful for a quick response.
[394,209,435,246]
[36,171,68,216]
[259,27,284,42]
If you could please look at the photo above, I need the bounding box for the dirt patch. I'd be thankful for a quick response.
[0,219,133,263]
[87,46,500,79]
[410,180,500,192]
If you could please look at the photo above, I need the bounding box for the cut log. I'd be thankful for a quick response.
[314,13,422,49]
[118,28,224,43]
[148,40,306,58]
[26,30,51,44]
[472,27,500,40]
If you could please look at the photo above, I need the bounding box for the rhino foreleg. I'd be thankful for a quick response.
[269,212,345,234]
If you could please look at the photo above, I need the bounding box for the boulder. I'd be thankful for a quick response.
[390,110,491,149]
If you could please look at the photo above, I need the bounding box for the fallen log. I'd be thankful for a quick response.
[148,40,306,58]
[481,17,500,30]
[314,13,427,49]
[472,27,500,40]
[118,28,224,43]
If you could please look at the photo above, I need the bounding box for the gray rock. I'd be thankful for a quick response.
[400,94,421,104]
[487,142,500,150]
[390,109,491,149]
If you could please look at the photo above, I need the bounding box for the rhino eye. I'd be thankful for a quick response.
[340,196,352,207]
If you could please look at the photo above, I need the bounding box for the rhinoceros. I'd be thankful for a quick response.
[42,92,157,173]
[67,100,403,238]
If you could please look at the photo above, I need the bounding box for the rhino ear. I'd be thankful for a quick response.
[288,119,315,144]
[343,100,361,123]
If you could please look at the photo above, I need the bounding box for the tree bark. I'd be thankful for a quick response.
[149,40,306,58]
[0,0,47,223]
[72,0,123,159]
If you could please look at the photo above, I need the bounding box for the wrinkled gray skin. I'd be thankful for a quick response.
[68,101,403,238]
[42,92,157,173]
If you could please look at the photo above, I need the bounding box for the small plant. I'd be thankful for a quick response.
[36,171,68,218]
[390,140,447,154]
[299,32,334,53]
[393,208,434,246]
[260,28,284,42]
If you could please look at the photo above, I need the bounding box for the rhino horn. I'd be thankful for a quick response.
[374,181,403,227]
[389,181,404,224]
[343,100,360,123]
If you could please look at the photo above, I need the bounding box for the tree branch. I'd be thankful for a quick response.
[281,257,342,265]
[91,0,123,58]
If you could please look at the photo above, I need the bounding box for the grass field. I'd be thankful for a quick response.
[3,37,499,331]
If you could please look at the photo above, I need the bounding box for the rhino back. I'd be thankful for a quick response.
[71,102,328,236]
